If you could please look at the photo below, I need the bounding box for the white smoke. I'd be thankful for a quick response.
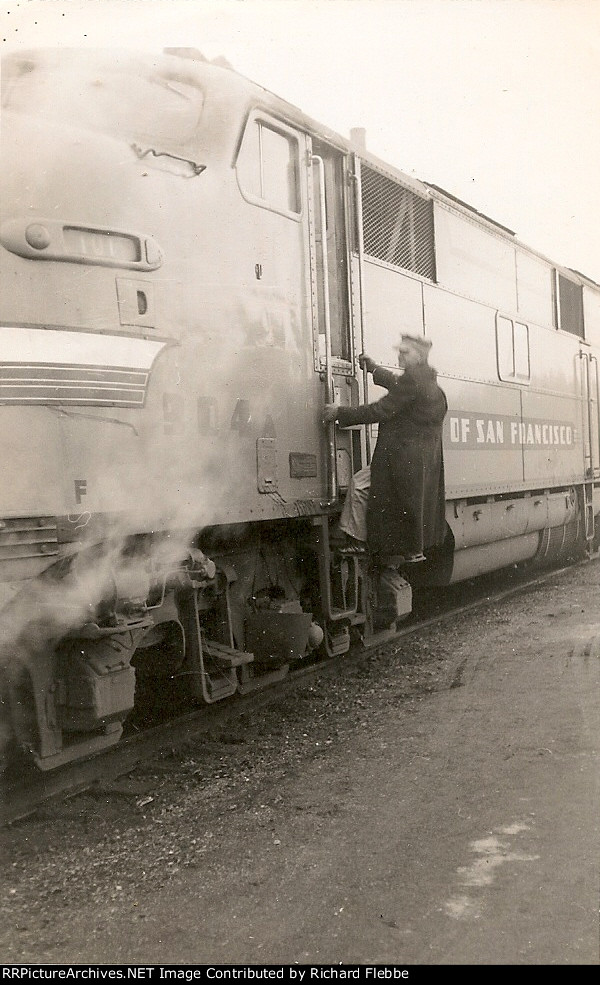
[0,47,315,766]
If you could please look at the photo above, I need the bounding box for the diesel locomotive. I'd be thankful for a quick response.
[1,47,599,770]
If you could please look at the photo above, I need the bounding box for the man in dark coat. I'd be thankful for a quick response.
[324,334,447,566]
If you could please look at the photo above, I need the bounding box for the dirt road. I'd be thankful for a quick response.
[2,560,599,964]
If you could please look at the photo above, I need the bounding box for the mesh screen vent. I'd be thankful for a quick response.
[361,166,436,280]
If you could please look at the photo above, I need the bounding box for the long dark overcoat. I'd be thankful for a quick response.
[337,363,447,559]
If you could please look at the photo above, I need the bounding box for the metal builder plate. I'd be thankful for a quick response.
[289,452,318,478]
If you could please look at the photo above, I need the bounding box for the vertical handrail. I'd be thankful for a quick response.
[577,351,596,545]
[591,354,600,475]
[584,351,593,476]
[312,154,338,504]
[352,153,371,465]
[579,351,592,476]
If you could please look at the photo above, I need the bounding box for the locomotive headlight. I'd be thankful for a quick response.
[25,224,51,250]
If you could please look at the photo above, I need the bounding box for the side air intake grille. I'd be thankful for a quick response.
[0,517,58,560]
[361,165,436,281]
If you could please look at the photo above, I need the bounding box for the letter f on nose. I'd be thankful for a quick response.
[74,479,87,504]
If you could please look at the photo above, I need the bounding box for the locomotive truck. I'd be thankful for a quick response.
[1,47,599,769]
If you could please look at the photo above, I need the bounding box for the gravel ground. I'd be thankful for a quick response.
[2,619,457,956]
[1,560,597,963]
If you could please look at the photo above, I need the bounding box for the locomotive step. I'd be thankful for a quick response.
[203,639,254,668]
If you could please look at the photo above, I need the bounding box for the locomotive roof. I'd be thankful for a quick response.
[3,45,598,290]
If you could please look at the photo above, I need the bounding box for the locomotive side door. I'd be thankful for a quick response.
[307,138,357,500]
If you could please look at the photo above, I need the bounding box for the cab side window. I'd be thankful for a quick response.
[237,118,300,215]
